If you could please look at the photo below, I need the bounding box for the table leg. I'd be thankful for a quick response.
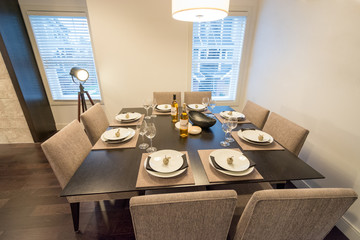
[70,202,80,232]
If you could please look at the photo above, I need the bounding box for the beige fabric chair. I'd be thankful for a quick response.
[153,92,181,104]
[41,120,138,231]
[263,112,309,156]
[231,188,358,240]
[184,91,211,104]
[130,190,237,240]
[241,100,270,129]
[80,103,109,145]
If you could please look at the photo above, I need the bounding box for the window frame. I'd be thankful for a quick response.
[20,5,102,106]
[188,8,258,107]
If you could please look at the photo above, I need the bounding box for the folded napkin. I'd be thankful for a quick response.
[146,154,188,172]
[240,128,257,131]
[210,156,255,172]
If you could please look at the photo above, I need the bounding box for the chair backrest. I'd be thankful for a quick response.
[241,100,270,129]
[80,103,109,145]
[184,91,211,104]
[153,92,181,105]
[262,112,309,155]
[41,120,92,189]
[233,188,357,240]
[130,190,237,240]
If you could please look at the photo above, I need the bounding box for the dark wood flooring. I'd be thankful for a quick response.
[0,143,348,240]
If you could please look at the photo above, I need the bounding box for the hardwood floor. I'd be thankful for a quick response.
[0,143,348,240]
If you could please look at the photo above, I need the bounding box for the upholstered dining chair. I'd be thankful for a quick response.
[263,112,309,156]
[229,188,357,240]
[130,190,237,240]
[241,100,270,129]
[184,91,211,104]
[41,120,138,232]
[153,92,181,104]
[80,103,109,145]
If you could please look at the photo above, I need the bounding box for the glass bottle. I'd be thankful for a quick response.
[180,103,188,138]
[171,94,178,123]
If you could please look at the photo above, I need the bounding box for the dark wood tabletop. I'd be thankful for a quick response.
[61,106,324,197]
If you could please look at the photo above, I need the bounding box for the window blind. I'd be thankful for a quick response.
[191,16,247,101]
[28,15,101,100]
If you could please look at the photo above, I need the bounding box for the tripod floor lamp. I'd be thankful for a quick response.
[70,67,94,121]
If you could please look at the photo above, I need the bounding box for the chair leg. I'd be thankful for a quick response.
[70,202,80,232]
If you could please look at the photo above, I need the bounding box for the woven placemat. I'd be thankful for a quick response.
[92,129,140,150]
[214,113,251,124]
[232,131,284,151]
[198,149,263,183]
[136,151,195,188]
[109,114,145,127]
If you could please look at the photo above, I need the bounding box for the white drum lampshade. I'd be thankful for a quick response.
[172,0,230,22]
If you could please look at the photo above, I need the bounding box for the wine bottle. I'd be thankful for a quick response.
[180,103,188,138]
[171,94,178,123]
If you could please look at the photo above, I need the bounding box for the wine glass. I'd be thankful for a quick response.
[136,121,149,149]
[143,99,151,119]
[208,98,216,117]
[220,119,231,147]
[151,98,157,118]
[202,97,209,109]
[226,116,238,143]
[145,123,157,153]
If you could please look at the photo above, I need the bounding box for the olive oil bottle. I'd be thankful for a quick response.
[171,94,178,123]
[180,103,188,138]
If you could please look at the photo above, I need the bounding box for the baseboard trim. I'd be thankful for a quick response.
[291,180,360,240]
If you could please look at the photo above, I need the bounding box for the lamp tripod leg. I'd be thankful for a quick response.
[77,92,81,122]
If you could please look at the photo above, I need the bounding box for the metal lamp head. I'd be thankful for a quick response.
[70,67,89,83]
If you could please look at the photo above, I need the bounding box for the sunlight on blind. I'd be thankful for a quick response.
[191,16,246,101]
[29,15,101,100]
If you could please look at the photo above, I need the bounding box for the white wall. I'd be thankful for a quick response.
[247,0,360,238]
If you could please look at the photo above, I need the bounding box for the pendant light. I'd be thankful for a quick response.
[172,0,230,22]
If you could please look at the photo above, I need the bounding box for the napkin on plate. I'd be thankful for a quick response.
[146,154,188,172]
[210,156,255,172]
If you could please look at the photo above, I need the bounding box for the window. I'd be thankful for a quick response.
[191,16,247,101]
[27,13,101,101]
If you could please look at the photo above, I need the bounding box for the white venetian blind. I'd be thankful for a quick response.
[191,16,247,101]
[28,15,101,100]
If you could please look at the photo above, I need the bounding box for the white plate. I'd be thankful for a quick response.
[242,130,271,143]
[144,158,187,178]
[210,149,250,172]
[156,104,171,111]
[148,150,184,173]
[237,130,274,146]
[101,128,135,143]
[115,112,141,122]
[103,128,131,141]
[208,157,255,176]
[220,111,245,120]
[175,121,192,130]
[187,104,206,111]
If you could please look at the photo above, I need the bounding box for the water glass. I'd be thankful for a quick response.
[151,99,157,118]
[220,120,231,147]
[208,99,216,117]
[145,123,157,153]
[136,121,149,149]
[143,99,151,119]
[202,97,209,109]
[226,116,238,143]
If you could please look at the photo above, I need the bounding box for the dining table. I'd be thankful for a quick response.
[61,106,324,230]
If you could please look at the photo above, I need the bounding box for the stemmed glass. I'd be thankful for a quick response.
[202,97,209,110]
[151,99,157,118]
[208,98,216,117]
[226,116,238,143]
[136,121,149,149]
[145,123,157,153]
[143,99,151,120]
[220,119,231,147]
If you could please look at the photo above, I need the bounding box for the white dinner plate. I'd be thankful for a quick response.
[103,128,131,141]
[156,104,171,111]
[101,128,135,143]
[242,130,272,143]
[144,157,187,178]
[115,112,141,122]
[210,149,250,172]
[187,104,206,111]
[208,156,254,177]
[148,150,184,173]
[237,130,274,146]
[220,111,245,120]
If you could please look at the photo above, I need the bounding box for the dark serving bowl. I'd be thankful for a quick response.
[188,111,216,128]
